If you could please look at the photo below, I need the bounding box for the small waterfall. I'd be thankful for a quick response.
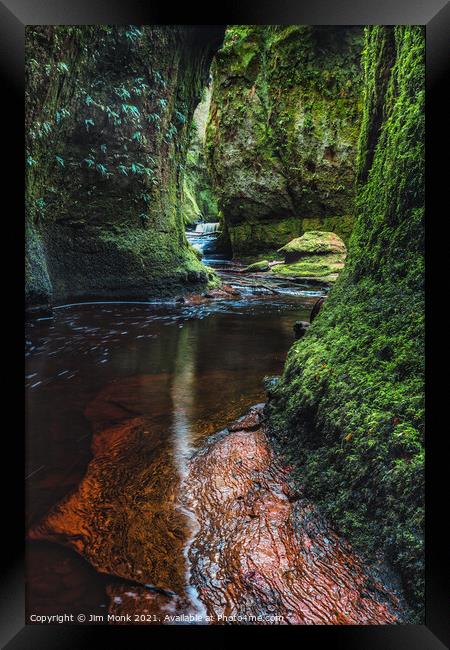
[195,222,220,234]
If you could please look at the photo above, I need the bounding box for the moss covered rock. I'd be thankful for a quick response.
[182,85,219,225]
[266,26,425,619]
[278,231,346,261]
[25,26,224,310]
[244,260,270,272]
[272,255,345,283]
[271,231,346,282]
[206,26,364,257]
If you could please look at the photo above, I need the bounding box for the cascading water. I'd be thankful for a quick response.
[195,222,220,234]
[186,224,328,296]
[186,223,229,268]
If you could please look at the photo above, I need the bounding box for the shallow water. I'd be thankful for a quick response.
[26,284,319,620]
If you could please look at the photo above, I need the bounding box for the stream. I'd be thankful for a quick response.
[25,229,406,624]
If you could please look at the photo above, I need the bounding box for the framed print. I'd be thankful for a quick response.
[2,0,448,647]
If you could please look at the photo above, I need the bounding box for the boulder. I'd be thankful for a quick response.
[278,231,347,263]
[244,260,270,272]
[293,320,310,340]
[273,231,347,283]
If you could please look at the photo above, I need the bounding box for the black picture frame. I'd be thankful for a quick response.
[3,0,448,647]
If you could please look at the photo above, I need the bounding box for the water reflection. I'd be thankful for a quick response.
[26,294,315,620]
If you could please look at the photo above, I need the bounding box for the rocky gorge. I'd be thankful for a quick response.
[26,25,424,624]
[26,26,224,312]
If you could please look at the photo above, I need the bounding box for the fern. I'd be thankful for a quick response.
[121,104,140,119]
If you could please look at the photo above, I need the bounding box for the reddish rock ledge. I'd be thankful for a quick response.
[186,405,406,624]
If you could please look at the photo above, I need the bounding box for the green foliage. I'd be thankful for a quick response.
[175,110,187,124]
[24,23,222,307]
[181,88,219,225]
[121,104,140,119]
[56,61,69,73]
[95,163,108,176]
[124,26,143,44]
[55,108,70,123]
[115,86,132,100]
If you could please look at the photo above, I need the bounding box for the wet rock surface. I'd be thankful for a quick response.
[29,415,189,595]
[29,400,406,625]
[187,405,406,624]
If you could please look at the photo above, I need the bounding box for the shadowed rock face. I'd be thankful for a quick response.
[205,26,363,257]
[25,26,224,311]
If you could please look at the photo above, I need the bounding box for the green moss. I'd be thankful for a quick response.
[182,85,219,225]
[278,231,346,258]
[206,26,364,257]
[229,217,302,257]
[244,260,270,272]
[25,26,224,307]
[302,215,354,245]
[266,26,424,620]
[272,254,344,282]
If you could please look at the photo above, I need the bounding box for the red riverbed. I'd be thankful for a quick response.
[30,400,405,624]
[187,405,403,624]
